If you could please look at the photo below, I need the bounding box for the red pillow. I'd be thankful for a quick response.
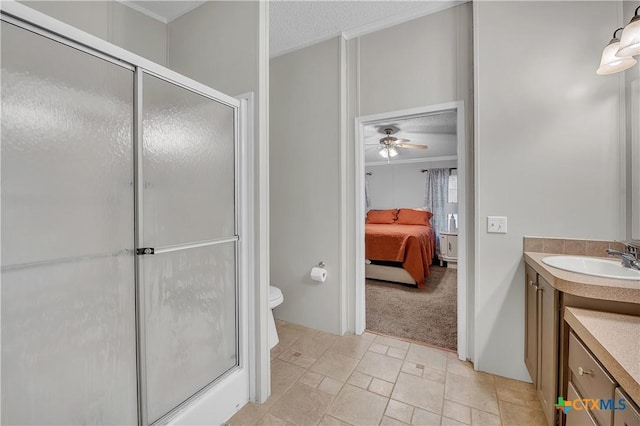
[397,208,433,226]
[366,209,397,224]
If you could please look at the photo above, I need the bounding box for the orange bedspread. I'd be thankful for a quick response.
[365,223,435,288]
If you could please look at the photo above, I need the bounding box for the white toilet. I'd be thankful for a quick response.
[268,286,284,349]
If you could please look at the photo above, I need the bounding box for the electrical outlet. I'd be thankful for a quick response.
[488,216,507,234]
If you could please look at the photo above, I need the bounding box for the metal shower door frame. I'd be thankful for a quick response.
[0,3,250,425]
[133,67,242,425]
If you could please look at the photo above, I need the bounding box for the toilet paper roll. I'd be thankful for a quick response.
[310,267,327,282]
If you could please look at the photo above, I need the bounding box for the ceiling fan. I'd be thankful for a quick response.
[365,127,428,162]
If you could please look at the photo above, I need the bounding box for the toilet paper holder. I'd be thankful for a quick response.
[318,261,325,268]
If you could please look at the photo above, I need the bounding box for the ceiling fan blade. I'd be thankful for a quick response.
[396,143,428,150]
[364,142,383,146]
[393,138,411,144]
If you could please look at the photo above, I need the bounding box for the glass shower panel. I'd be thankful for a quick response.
[142,73,235,248]
[1,21,137,424]
[1,256,138,425]
[144,243,238,423]
[1,22,135,266]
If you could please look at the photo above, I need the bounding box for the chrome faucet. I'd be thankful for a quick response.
[606,246,640,271]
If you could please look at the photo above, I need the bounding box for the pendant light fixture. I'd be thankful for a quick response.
[617,6,640,58]
[379,146,398,159]
[597,27,637,75]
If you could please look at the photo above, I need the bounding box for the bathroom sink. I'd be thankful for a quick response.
[541,256,640,281]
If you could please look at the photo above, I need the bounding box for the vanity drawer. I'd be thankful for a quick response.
[614,388,640,426]
[566,381,597,426]
[569,332,616,426]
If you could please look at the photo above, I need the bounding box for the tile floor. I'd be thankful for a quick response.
[228,321,546,426]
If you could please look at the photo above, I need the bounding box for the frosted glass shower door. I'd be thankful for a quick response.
[1,21,137,425]
[140,72,238,424]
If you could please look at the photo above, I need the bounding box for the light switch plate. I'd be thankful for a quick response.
[488,216,507,234]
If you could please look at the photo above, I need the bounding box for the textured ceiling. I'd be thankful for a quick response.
[118,1,463,56]
[364,111,457,164]
[269,1,464,57]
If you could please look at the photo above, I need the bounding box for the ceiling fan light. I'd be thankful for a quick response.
[616,12,640,57]
[597,39,637,75]
[379,147,398,159]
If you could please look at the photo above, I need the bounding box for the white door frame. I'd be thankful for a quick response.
[354,102,470,361]
[0,1,256,424]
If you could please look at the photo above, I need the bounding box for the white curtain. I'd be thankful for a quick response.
[424,168,450,251]
[365,174,371,209]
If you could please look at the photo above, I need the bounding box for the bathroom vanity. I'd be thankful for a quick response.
[523,239,640,426]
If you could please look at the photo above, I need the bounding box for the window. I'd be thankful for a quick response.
[448,170,458,203]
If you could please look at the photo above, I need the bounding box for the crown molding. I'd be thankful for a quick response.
[365,155,458,167]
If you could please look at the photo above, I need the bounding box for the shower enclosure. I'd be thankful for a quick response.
[1,6,248,425]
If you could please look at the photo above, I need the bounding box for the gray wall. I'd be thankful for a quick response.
[167,1,258,97]
[365,160,458,213]
[270,37,342,333]
[269,4,473,336]
[623,1,640,241]
[474,1,623,381]
[19,1,167,65]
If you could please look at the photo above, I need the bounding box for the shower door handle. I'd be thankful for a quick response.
[136,247,155,255]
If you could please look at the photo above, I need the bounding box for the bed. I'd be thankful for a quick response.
[364,208,436,288]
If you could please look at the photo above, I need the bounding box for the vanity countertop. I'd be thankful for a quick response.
[524,252,640,304]
[564,307,640,404]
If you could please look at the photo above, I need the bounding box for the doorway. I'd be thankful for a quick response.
[354,102,469,360]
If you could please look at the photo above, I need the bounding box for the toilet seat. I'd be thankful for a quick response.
[269,286,283,308]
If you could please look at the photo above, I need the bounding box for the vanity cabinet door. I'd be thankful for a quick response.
[614,388,640,426]
[538,275,559,426]
[525,265,538,387]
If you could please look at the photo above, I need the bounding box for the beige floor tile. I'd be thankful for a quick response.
[391,372,444,414]
[444,372,499,415]
[227,402,268,426]
[362,331,377,341]
[277,347,317,369]
[267,359,306,408]
[286,331,338,359]
[255,413,293,426]
[401,362,423,377]
[442,400,471,424]
[375,335,411,350]
[369,377,394,397]
[406,344,448,371]
[310,350,359,381]
[328,384,388,426]
[330,334,372,359]
[499,400,546,426]
[299,371,324,388]
[386,399,414,423]
[269,382,333,425]
[318,376,345,396]
[422,367,446,384]
[411,408,441,425]
[347,371,372,389]
[446,359,494,384]
[441,417,468,426]
[318,415,352,426]
[496,384,540,408]
[387,347,408,360]
[471,408,501,425]
[356,351,403,383]
[381,416,410,425]
[493,375,535,393]
[369,342,389,354]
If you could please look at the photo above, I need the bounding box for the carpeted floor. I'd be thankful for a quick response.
[365,265,457,351]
